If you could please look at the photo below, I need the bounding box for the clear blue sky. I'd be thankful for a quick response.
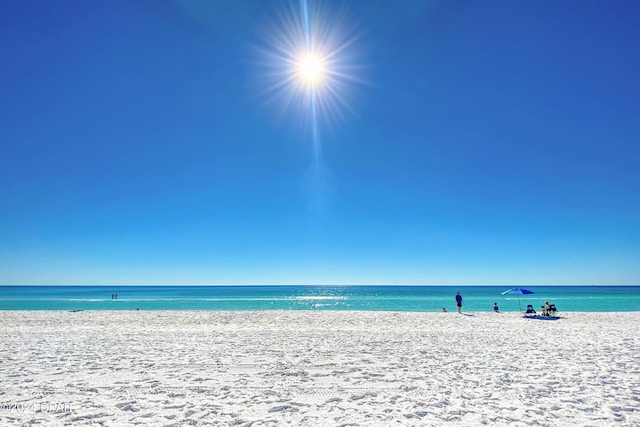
[1,0,639,285]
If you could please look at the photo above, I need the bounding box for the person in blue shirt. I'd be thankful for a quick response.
[494,302,499,313]
[455,291,463,314]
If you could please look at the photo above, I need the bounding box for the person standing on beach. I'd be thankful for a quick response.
[455,291,463,314]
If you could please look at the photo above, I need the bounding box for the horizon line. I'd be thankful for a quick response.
[1,283,638,287]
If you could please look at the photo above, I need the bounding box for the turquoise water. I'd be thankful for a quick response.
[1,286,639,312]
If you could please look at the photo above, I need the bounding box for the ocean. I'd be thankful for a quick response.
[1,285,639,312]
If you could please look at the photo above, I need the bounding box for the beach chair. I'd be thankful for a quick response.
[525,304,536,315]
[541,303,558,316]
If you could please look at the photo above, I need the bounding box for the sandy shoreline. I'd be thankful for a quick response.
[1,310,639,426]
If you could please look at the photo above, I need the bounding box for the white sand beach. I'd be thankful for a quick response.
[1,311,639,426]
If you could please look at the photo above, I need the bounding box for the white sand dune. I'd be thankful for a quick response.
[1,311,639,426]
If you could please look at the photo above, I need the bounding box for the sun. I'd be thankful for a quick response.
[296,53,325,87]
[255,0,365,130]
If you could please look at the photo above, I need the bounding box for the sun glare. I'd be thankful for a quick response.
[256,0,364,130]
[297,53,325,86]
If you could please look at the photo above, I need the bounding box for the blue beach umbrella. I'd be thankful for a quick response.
[501,288,535,312]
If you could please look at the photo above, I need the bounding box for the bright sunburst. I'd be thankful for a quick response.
[255,0,364,132]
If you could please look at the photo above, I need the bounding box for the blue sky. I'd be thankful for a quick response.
[1,0,639,285]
